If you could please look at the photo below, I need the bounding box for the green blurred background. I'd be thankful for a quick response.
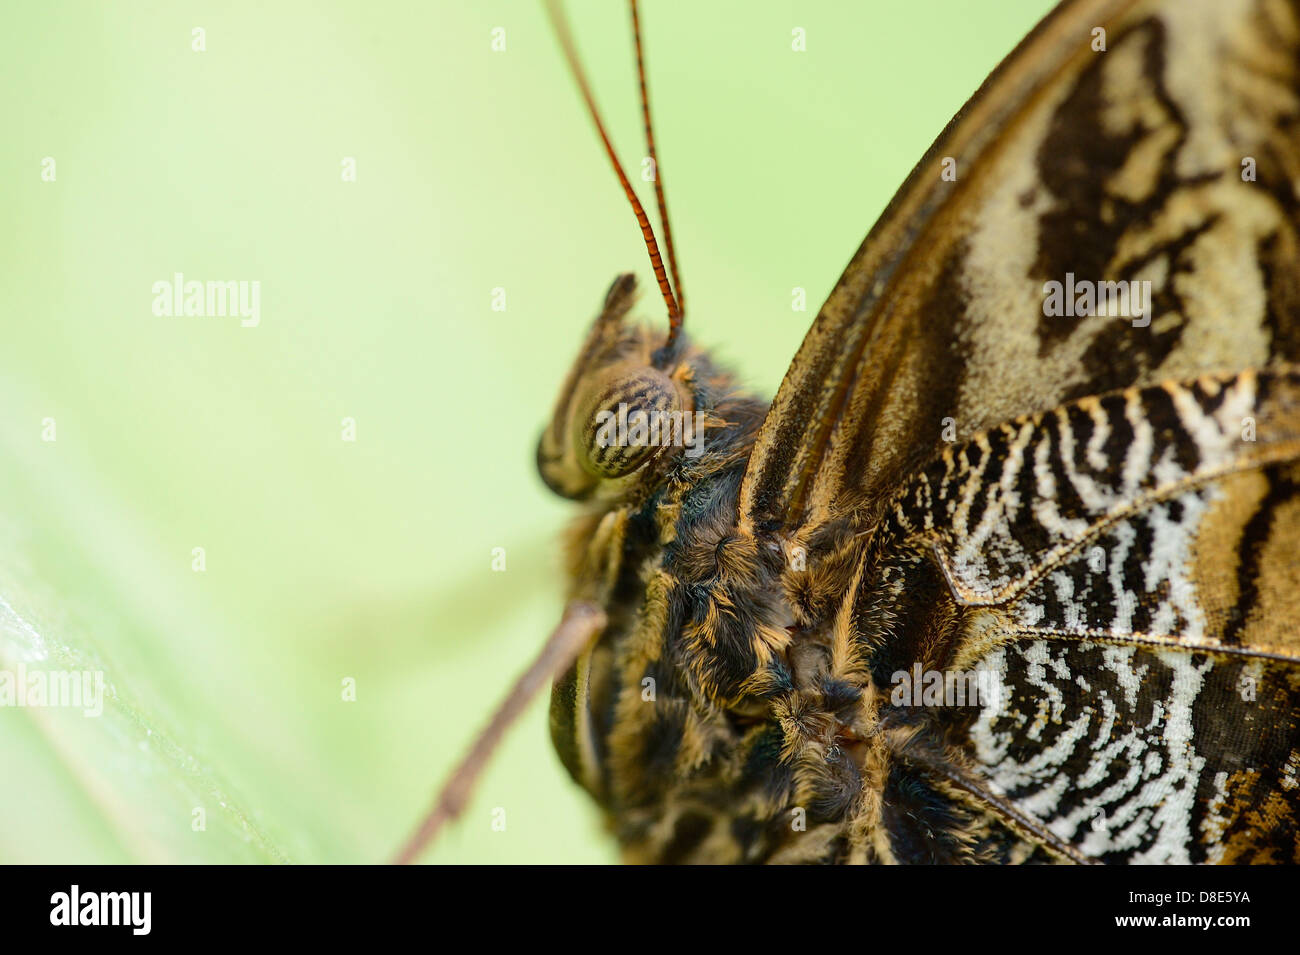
[0,0,1056,863]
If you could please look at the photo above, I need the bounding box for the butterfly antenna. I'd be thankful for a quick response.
[629,0,684,346]
[391,601,606,864]
[544,0,682,343]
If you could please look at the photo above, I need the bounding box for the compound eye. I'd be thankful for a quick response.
[573,366,683,479]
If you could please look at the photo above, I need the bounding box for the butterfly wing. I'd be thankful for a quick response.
[876,368,1300,862]
[739,0,1300,536]
[737,0,1300,862]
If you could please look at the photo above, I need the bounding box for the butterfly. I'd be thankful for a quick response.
[397,0,1300,864]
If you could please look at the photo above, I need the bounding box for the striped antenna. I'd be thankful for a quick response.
[630,0,685,345]
[544,0,684,349]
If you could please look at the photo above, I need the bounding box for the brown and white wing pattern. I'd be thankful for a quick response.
[739,0,1300,537]
[868,368,1300,862]
[721,0,1300,863]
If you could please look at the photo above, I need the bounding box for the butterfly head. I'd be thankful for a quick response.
[537,274,709,501]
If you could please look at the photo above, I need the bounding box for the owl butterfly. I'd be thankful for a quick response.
[398,0,1300,864]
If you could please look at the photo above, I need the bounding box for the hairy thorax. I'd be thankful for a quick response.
[549,379,905,863]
